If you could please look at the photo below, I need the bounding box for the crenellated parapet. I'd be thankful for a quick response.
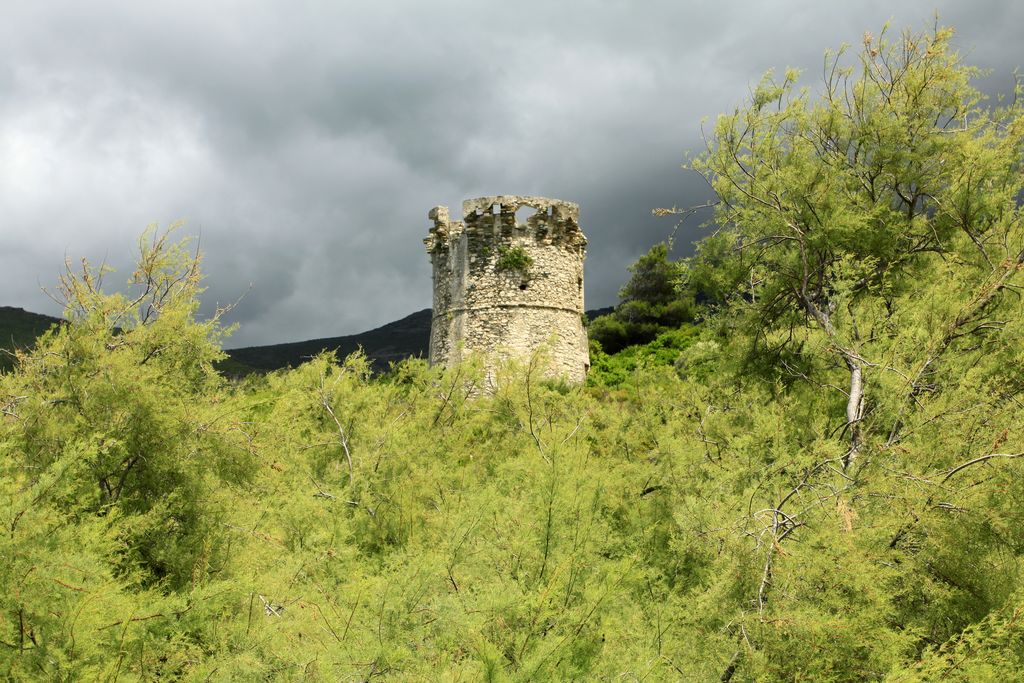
[422,205,460,254]
[425,196,586,255]
[425,195,589,384]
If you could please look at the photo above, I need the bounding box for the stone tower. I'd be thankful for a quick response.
[424,195,589,383]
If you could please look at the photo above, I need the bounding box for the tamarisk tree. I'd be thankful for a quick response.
[684,24,1024,679]
[692,25,1024,469]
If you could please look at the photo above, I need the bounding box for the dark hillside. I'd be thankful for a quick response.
[3,305,616,376]
[225,307,615,373]
[0,306,63,372]
[225,308,433,373]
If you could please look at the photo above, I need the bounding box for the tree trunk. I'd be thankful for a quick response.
[804,297,864,469]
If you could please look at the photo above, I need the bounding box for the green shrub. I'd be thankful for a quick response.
[495,245,533,272]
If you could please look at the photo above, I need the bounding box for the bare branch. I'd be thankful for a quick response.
[319,371,354,485]
[940,452,1024,483]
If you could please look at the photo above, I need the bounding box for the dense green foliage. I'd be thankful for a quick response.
[3,24,1024,681]
[588,243,696,354]
[587,234,739,355]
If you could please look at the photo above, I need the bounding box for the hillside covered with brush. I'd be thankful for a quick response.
[2,25,1024,681]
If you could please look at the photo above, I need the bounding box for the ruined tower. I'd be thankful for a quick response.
[424,195,589,383]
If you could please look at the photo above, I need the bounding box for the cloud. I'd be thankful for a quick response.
[1,0,1022,346]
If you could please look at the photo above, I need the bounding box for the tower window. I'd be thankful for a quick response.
[515,206,534,226]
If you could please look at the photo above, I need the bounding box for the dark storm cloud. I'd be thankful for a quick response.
[2,1,1022,346]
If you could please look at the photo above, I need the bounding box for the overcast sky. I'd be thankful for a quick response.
[2,1,1022,347]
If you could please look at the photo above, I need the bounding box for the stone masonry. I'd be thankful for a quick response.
[423,195,589,383]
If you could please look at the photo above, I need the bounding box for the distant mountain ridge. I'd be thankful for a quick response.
[0,306,64,372]
[0,305,614,375]
[225,308,433,373]
[224,305,613,373]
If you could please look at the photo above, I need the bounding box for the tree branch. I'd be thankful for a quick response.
[940,452,1024,483]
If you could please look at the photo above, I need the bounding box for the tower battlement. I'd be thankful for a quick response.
[424,195,589,383]
[424,196,585,254]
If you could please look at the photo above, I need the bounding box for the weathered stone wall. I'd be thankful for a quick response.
[424,195,589,383]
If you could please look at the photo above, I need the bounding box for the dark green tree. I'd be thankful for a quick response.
[589,242,694,353]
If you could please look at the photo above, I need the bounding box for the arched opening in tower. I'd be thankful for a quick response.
[514,205,536,227]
